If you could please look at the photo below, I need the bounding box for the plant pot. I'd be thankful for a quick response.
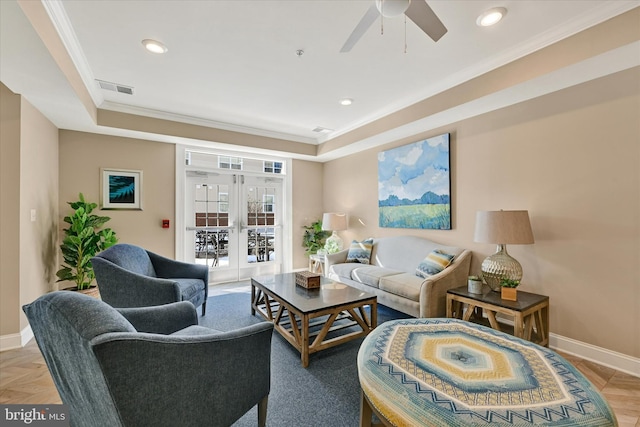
[501,287,517,301]
[63,285,101,299]
[467,279,483,294]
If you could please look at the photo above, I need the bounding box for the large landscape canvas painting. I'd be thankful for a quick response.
[378,133,451,229]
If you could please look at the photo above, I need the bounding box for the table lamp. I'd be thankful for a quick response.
[474,210,534,291]
[322,213,347,253]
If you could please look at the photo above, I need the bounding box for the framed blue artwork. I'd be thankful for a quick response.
[100,168,143,210]
[378,133,451,229]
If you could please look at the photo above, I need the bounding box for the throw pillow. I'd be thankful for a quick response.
[416,249,455,278]
[345,239,374,264]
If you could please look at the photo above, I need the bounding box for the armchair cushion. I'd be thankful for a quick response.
[175,278,205,300]
[117,302,197,335]
[172,325,224,337]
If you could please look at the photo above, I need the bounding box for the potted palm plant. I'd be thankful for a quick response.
[302,219,331,256]
[56,193,118,294]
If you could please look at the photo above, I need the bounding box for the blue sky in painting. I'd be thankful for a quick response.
[378,133,450,201]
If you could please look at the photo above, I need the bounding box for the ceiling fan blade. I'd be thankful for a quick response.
[340,4,380,53]
[405,0,447,42]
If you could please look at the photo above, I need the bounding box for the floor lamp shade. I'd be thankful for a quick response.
[474,210,534,291]
[322,213,347,253]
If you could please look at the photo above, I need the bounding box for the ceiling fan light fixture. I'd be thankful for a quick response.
[375,0,411,18]
[339,98,353,106]
[142,39,168,54]
[476,7,507,27]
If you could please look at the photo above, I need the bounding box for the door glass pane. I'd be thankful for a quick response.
[246,186,276,263]
[194,183,229,267]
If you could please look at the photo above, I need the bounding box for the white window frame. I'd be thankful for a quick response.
[263,194,275,213]
[219,156,243,170]
[263,160,283,174]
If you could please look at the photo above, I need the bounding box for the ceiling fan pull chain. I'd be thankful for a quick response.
[380,14,384,35]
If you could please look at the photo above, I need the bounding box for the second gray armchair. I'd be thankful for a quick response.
[92,243,209,315]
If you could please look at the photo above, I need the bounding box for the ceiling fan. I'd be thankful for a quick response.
[340,0,447,53]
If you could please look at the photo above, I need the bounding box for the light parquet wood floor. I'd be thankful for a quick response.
[2,341,639,425]
[2,286,639,426]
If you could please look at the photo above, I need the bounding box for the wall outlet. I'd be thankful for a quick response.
[30,209,36,222]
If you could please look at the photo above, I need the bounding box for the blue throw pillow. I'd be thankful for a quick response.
[346,239,374,264]
[416,249,455,278]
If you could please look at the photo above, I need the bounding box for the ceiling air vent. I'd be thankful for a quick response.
[312,126,333,134]
[96,79,134,95]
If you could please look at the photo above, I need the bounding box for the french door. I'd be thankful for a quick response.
[184,171,282,283]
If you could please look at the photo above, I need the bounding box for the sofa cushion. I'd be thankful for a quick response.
[416,249,455,278]
[352,266,404,289]
[379,273,425,302]
[346,239,374,264]
[330,263,362,279]
[372,236,462,273]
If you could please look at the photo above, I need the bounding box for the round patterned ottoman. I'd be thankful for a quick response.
[357,318,617,426]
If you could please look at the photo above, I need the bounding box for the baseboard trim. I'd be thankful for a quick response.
[2,319,638,377]
[550,332,640,378]
[0,326,33,352]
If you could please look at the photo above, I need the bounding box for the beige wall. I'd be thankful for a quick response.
[57,138,323,271]
[0,83,22,337]
[58,131,175,262]
[291,159,324,269]
[324,68,640,359]
[0,83,58,339]
[19,97,59,330]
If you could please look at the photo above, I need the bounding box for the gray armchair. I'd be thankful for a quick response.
[92,243,209,316]
[23,291,274,427]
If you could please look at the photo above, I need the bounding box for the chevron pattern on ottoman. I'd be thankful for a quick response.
[358,318,617,426]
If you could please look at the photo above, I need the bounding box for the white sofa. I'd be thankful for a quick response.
[325,236,471,318]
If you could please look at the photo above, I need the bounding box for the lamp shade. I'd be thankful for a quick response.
[474,210,534,245]
[322,213,347,231]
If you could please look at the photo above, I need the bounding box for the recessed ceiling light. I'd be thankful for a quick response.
[142,39,168,54]
[339,98,353,106]
[476,7,507,27]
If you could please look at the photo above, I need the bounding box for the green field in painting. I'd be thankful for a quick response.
[379,204,451,229]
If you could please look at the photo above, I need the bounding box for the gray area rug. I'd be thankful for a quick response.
[199,290,410,427]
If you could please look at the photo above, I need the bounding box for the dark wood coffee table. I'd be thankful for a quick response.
[251,273,377,367]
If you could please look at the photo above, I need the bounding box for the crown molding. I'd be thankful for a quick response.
[99,101,319,145]
[41,0,103,107]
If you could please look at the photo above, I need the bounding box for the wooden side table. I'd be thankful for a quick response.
[446,286,549,347]
[308,254,326,276]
